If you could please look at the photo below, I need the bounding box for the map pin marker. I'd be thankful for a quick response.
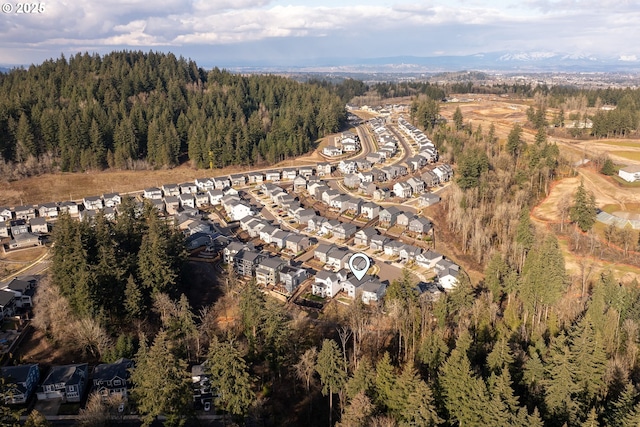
[349,253,370,281]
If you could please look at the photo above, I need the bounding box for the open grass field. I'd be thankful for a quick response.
[611,150,640,162]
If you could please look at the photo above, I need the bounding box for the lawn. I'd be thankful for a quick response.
[612,175,640,187]
[597,140,640,148]
[611,151,640,162]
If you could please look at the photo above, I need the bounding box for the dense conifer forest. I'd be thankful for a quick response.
[0,51,346,175]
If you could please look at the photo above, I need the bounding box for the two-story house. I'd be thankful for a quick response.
[92,358,133,402]
[255,257,287,285]
[1,364,40,404]
[313,270,348,298]
[37,364,89,403]
[279,266,308,294]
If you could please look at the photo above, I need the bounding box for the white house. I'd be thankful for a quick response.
[227,201,253,221]
[323,146,343,157]
[619,165,640,182]
[313,270,348,298]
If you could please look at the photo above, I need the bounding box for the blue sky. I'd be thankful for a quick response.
[1,0,639,67]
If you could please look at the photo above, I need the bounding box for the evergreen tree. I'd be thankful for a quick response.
[507,124,524,158]
[346,357,376,400]
[601,157,616,176]
[316,339,347,427]
[205,336,255,418]
[130,331,192,427]
[453,106,464,130]
[570,179,597,232]
[544,333,580,425]
[439,331,492,426]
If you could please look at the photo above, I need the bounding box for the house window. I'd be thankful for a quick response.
[68,385,76,392]
[114,380,122,386]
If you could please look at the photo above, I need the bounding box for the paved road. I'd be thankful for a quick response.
[1,248,51,282]
[387,123,415,165]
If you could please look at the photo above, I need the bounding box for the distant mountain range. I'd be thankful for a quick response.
[228,51,640,73]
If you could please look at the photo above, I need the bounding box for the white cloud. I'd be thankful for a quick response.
[1,0,640,65]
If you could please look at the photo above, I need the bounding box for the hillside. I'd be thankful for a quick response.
[0,51,346,178]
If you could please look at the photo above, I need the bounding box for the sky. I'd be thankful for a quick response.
[1,0,640,68]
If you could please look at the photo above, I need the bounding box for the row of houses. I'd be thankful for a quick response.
[1,358,132,405]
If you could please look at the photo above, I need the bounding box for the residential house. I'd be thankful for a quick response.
[619,165,640,182]
[343,198,362,216]
[320,219,341,237]
[379,206,401,227]
[373,187,390,201]
[92,358,133,402]
[271,231,290,249]
[255,257,287,285]
[406,177,425,195]
[285,234,311,253]
[13,206,36,221]
[435,259,460,276]
[299,166,314,178]
[279,266,308,294]
[83,196,103,211]
[333,223,357,240]
[29,217,48,234]
[316,162,332,177]
[416,281,443,301]
[37,364,89,403]
[162,184,180,197]
[360,279,387,305]
[294,209,316,225]
[433,164,453,182]
[240,218,267,238]
[0,225,7,239]
[393,182,413,199]
[10,220,29,236]
[149,199,165,213]
[322,189,341,205]
[343,174,361,189]
[355,159,372,171]
[314,244,336,263]
[366,152,385,164]
[194,193,209,208]
[340,274,369,299]
[4,277,36,308]
[293,175,307,191]
[38,203,59,219]
[354,228,378,246]
[179,193,196,210]
[59,201,79,215]
[247,172,264,184]
[1,364,39,404]
[361,202,381,220]
[406,155,427,172]
[418,193,441,207]
[227,201,253,221]
[329,195,351,212]
[143,187,163,200]
[438,268,460,290]
[312,270,348,298]
[416,250,444,269]
[421,170,440,187]
[338,160,358,174]
[212,177,230,190]
[223,241,254,264]
[258,225,278,244]
[383,240,403,257]
[191,363,212,405]
[0,207,12,222]
[323,146,343,157]
[399,244,422,262]
[265,170,281,182]
[164,196,181,215]
[370,168,387,182]
[362,183,377,196]
[0,290,15,319]
[233,249,265,276]
[8,233,41,250]
[327,247,352,270]
[358,171,374,184]
[195,178,215,192]
[308,216,328,232]
[207,189,224,206]
[409,217,433,234]
[103,193,122,208]
[282,168,298,180]
[396,212,416,228]
[229,174,247,187]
